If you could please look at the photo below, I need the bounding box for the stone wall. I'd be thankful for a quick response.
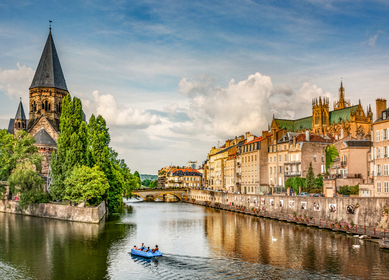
[0,200,107,223]
[188,189,389,228]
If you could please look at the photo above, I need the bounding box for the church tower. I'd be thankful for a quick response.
[13,98,27,135]
[28,30,68,131]
[312,96,329,134]
[333,79,350,110]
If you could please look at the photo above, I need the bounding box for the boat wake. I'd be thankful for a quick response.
[130,253,342,280]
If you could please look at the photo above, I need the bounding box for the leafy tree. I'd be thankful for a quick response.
[0,130,43,199]
[325,145,339,173]
[315,173,323,192]
[63,165,109,206]
[305,162,316,191]
[134,171,140,179]
[50,95,87,199]
[8,160,47,210]
[285,177,306,194]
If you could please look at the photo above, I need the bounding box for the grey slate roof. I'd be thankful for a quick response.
[33,128,56,145]
[7,119,14,134]
[375,108,389,123]
[15,100,26,120]
[29,32,68,91]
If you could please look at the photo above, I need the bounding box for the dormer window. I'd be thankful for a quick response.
[383,111,387,120]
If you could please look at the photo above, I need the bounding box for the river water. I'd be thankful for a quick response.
[1,201,389,279]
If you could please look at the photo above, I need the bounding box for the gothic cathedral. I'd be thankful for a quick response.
[271,80,373,139]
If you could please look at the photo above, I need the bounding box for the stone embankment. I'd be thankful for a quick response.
[187,189,389,239]
[0,200,107,223]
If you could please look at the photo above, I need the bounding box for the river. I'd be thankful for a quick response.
[1,201,389,279]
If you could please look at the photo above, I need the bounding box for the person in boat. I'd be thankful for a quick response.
[152,245,159,253]
[140,243,146,251]
[133,245,139,250]
[146,247,151,252]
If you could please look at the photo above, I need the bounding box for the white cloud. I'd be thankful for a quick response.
[81,90,161,128]
[175,73,335,138]
[0,63,34,100]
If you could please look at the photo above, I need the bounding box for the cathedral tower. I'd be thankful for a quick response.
[28,30,68,131]
[312,96,329,133]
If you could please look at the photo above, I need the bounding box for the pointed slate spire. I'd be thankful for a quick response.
[29,31,68,91]
[15,97,26,120]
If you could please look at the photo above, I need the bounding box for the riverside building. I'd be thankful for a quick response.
[372,98,389,197]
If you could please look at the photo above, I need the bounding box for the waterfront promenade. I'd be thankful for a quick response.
[187,189,389,239]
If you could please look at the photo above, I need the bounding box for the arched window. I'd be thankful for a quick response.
[18,122,20,128]
[48,103,51,111]
[45,101,48,111]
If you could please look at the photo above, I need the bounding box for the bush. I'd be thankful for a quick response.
[337,184,359,195]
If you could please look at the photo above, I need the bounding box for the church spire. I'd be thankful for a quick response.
[29,31,68,91]
[15,98,26,120]
[334,78,350,111]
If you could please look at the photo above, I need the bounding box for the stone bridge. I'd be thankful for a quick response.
[132,188,188,201]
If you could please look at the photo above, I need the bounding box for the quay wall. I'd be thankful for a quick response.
[188,189,389,228]
[0,200,107,224]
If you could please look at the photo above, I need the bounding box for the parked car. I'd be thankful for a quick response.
[234,191,240,194]
[297,192,310,197]
[265,192,272,195]
[312,193,324,197]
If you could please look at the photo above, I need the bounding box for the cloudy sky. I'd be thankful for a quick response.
[1,0,389,174]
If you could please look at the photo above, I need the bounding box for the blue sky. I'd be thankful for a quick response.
[1,0,389,174]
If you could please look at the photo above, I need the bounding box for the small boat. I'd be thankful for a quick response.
[131,248,162,258]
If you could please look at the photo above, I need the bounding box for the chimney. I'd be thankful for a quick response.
[262,130,268,138]
[376,98,387,120]
[305,130,310,141]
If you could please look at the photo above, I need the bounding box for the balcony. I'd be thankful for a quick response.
[285,171,301,177]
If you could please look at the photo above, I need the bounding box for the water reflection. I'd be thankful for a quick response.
[1,203,389,279]
[0,206,133,280]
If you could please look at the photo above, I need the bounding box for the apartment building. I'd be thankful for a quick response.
[372,98,389,197]
[269,131,332,193]
[166,168,202,188]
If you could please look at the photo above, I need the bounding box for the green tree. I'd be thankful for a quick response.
[0,130,43,200]
[50,95,88,199]
[325,145,339,174]
[285,177,306,194]
[305,162,316,191]
[8,160,47,210]
[315,174,323,192]
[63,165,109,206]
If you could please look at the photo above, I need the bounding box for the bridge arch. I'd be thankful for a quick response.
[132,192,146,200]
[155,192,182,201]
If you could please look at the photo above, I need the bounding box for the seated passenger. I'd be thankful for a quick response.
[146,247,151,252]
[140,243,146,250]
[152,245,159,253]
[133,245,139,250]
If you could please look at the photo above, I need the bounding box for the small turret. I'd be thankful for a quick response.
[14,97,27,134]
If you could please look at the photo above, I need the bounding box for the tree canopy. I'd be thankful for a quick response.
[49,95,137,211]
[63,165,109,205]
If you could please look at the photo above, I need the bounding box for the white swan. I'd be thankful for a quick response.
[352,245,360,249]
[272,236,277,241]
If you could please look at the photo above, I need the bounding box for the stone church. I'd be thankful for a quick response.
[7,30,68,180]
[271,80,373,140]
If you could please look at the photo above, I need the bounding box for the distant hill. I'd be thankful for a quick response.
[140,174,158,181]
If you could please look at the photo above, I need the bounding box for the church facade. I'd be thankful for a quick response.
[7,30,68,180]
[271,81,373,140]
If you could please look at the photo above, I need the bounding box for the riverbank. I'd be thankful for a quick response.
[0,199,106,223]
[187,189,389,240]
